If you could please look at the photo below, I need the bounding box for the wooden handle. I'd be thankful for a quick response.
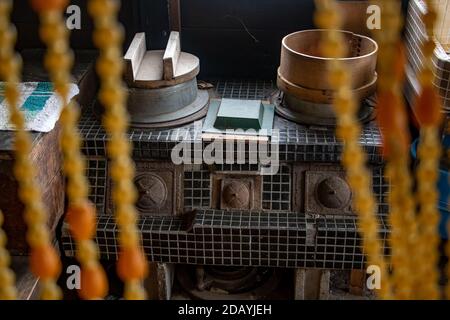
[163,31,181,80]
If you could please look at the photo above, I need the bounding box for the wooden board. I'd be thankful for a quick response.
[0,124,64,254]
[124,32,147,82]
[0,49,97,254]
[168,0,182,33]
[163,31,181,80]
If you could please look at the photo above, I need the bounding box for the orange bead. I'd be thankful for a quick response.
[30,245,61,279]
[30,0,68,12]
[414,85,443,126]
[377,90,410,156]
[117,247,148,281]
[377,91,407,133]
[79,265,108,300]
[66,201,96,241]
[394,42,406,82]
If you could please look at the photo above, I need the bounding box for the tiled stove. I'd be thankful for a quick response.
[61,80,389,299]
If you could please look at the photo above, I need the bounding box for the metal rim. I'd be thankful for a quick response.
[272,91,376,126]
[129,90,210,129]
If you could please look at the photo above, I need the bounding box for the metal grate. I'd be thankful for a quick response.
[405,0,450,111]
[262,164,291,211]
[212,79,276,100]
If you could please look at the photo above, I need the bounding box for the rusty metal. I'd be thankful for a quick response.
[107,161,183,216]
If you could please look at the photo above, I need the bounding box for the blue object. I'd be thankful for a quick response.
[411,139,450,239]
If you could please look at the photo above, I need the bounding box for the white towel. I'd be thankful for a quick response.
[0,82,79,132]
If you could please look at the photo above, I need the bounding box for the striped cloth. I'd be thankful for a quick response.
[0,82,79,132]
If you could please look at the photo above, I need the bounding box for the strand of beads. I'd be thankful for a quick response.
[0,210,17,300]
[314,0,392,299]
[0,0,62,300]
[447,119,450,300]
[88,0,148,300]
[413,0,443,300]
[371,0,416,299]
[30,0,108,300]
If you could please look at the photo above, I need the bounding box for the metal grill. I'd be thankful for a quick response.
[212,79,275,100]
[405,0,450,111]
[262,164,291,211]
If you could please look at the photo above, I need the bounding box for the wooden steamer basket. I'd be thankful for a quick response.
[275,29,378,125]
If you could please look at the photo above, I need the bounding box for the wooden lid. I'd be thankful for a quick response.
[124,32,200,89]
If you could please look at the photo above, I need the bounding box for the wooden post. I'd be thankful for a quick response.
[168,0,181,33]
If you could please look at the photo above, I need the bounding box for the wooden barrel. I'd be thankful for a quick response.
[279,29,378,102]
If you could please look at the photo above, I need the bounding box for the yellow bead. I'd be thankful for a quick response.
[40,21,67,44]
[44,50,73,72]
[76,240,99,264]
[0,286,18,300]
[18,184,41,204]
[0,25,16,47]
[116,206,137,226]
[0,268,15,286]
[0,247,10,266]
[107,139,132,158]
[88,0,120,17]
[124,281,147,300]
[40,280,62,300]
[314,10,341,29]
[26,224,50,248]
[119,226,139,248]
[24,203,47,226]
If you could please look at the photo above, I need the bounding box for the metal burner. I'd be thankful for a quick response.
[176,265,282,300]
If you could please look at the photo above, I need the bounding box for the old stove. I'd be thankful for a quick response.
[60,26,388,299]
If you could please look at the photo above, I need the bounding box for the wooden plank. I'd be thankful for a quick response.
[168,0,181,32]
[124,32,147,82]
[163,31,181,80]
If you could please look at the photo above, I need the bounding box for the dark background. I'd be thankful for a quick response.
[12,0,410,79]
